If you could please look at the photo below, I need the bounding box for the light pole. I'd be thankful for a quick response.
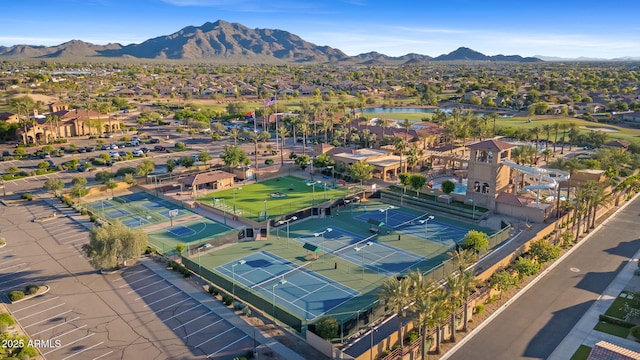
[323,182,327,201]
[232,186,242,214]
[232,259,246,300]
[468,199,476,220]
[418,215,435,248]
[369,324,379,360]
[307,180,322,205]
[354,241,373,279]
[197,247,202,275]
[379,206,395,228]
[327,165,335,187]
[278,216,298,248]
[313,228,333,262]
[272,279,287,316]
[263,199,267,221]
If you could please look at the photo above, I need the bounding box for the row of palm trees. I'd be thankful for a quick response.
[378,249,478,360]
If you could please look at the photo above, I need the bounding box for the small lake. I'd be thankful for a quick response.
[361,107,447,114]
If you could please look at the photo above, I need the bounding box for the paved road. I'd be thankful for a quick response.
[446,195,640,360]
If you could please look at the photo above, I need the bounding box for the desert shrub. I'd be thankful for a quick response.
[25,284,39,295]
[0,313,15,326]
[21,193,33,201]
[8,291,25,302]
[406,330,419,344]
[474,304,485,314]
[264,158,274,165]
[182,268,191,278]
[80,209,88,216]
[242,307,251,316]
[0,237,5,245]
[89,215,98,222]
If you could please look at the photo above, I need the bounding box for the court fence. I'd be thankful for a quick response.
[185,227,248,257]
[181,256,306,335]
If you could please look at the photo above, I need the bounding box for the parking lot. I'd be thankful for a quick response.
[0,199,254,359]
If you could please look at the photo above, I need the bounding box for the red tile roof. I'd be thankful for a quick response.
[468,139,516,151]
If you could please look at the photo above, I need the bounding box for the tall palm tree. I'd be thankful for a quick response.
[559,123,569,154]
[445,274,464,343]
[229,128,241,146]
[394,138,408,173]
[529,127,541,145]
[552,122,560,153]
[587,181,610,229]
[379,276,412,350]
[429,288,449,354]
[484,112,498,137]
[411,289,434,360]
[568,123,579,151]
[458,270,477,332]
[276,125,289,165]
[542,124,552,149]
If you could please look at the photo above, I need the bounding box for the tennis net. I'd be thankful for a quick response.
[393,213,431,230]
[250,262,312,290]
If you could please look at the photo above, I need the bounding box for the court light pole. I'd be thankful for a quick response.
[232,259,246,300]
[418,215,435,248]
[327,165,335,187]
[379,206,395,228]
[468,199,476,220]
[313,228,333,262]
[307,180,322,205]
[272,279,288,317]
[263,199,267,221]
[232,186,242,214]
[278,216,298,249]
[354,241,373,279]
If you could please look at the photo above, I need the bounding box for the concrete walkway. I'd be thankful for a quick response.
[549,247,640,359]
[140,257,307,360]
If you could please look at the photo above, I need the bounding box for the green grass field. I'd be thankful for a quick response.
[570,345,592,360]
[198,175,354,220]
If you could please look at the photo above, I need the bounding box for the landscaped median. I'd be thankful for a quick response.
[7,284,49,304]
[0,305,39,359]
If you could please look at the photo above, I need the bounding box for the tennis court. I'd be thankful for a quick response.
[147,218,236,253]
[355,208,469,244]
[295,226,424,276]
[86,192,189,228]
[216,251,359,320]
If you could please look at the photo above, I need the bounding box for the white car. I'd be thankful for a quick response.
[109,144,119,150]
[132,148,144,155]
[109,151,120,158]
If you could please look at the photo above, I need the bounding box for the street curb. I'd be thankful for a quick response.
[440,192,640,360]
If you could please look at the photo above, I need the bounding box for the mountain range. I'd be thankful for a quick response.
[0,20,543,64]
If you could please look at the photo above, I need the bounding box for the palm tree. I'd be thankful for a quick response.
[394,138,408,173]
[411,289,434,360]
[587,181,610,229]
[542,124,552,149]
[445,274,463,342]
[406,145,423,173]
[229,128,241,146]
[429,288,449,354]
[568,123,579,151]
[559,123,569,154]
[484,112,498,137]
[276,125,289,165]
[379,277,412,350]
[552,122,560,153]
[529,127,541,145]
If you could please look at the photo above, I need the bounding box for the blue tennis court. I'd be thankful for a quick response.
[295,227,424,276]
[105,208,132,219]
[122,217,152,228]
[216,251,359,320]
[168,225,195,236]
[121,192,149,202]
[395,218,469,244]
[354,208,424,229]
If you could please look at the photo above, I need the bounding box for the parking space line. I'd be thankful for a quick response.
[61,341,104,360]
[134,284,174,300]
[50,324,87,340]
[44,333,95,355]
[12,296,60,313]
[193,327,234,348]
[112,269,146,282]
[161,304,202,322]
[172,312,213,330]
[19,303,66,321]
[207,335,249,358]
[31,317,80,336]
[62,236,88,245]
[24,310,73,329]
[119,274,157,287]
[0,262,27,272]
[183,319,223,339]
[0,258,21,267]
[148,298,190,312]
[92,350,113,360]
[144,298,190,307]
[127,279,166,294]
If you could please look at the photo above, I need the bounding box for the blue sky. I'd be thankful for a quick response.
[1,0,639,59]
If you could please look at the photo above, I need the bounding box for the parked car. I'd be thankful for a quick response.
[153,145,166,151]
[118,151,127,157]
[85,146,95,152]
[132,148,144,155]
[191,154,199,161]
[140,147,149,153]
[101,145,110,150]
[109,151,120,158]
[150,138,160,144]
[45,159,56,168]
[109,144,119,150]
[106,160,115,166]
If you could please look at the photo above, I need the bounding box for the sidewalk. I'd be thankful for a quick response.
[140,257,307,360]
[548,247,640,359]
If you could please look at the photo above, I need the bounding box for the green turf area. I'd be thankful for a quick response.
[570,345,592,360]
[147,218,235,254]
[198,175,354,220]
[594,320,631,338]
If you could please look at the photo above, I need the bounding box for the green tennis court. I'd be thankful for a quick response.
[147,218,236,254]
[198,175,353,220]
[86,192,189,228]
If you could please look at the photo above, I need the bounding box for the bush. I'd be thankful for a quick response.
[264,158,274,165]
[21,193,33,201]
[175,142,186,149]
[599,314,636,328]
[25,284,39,295]
[0,313,15,326]
[8,291,25,302]
[242,307,251,316]
[89,215,98,222]
[474,304,485,314]
[80,209,88,216]
[405,330,419,344]
[631,325,640,340]
[222,294,233,306]
[0,237,5,246]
